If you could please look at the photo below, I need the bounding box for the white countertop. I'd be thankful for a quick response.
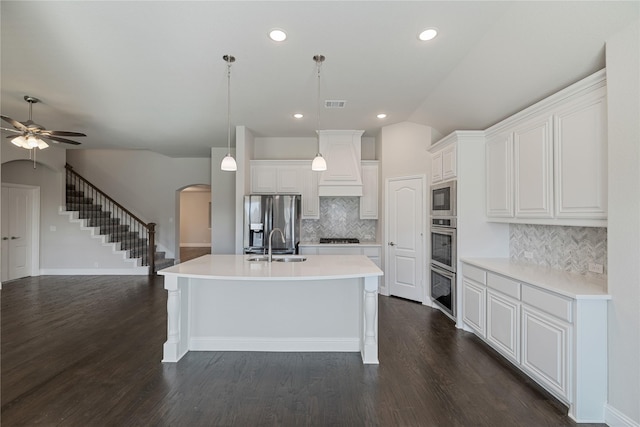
[159,254,383,281]
[461,258,610,300]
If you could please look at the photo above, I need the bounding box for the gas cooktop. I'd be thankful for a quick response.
[319,238,360,244]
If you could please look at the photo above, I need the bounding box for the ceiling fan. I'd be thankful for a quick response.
[1,95,86,150]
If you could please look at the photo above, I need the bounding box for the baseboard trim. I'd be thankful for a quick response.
[39,268,148,276]
[189,337,360,352]
[606,404,640,427]
[180,244,212,248]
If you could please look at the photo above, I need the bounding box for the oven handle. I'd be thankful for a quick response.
[430,264,456,279]
[431,226,456,235]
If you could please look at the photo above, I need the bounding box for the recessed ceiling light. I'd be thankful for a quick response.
[269,29,287,42]
[377,113,387,119]
[418,28,438,41]
[293,113,303,119]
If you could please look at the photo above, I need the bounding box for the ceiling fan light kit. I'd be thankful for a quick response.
[1,95,86,154]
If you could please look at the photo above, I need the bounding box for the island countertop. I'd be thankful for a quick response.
[158,254,383,281]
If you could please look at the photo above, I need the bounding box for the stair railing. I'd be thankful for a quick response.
[65,163,157,275]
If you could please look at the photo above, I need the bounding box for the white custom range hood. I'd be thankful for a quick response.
[318,130,364,197]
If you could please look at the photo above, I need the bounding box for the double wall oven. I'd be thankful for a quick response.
[430,180,457,319]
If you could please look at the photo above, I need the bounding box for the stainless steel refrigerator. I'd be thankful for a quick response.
[243,194,301,254]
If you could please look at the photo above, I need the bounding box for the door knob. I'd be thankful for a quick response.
[389,242,396,246]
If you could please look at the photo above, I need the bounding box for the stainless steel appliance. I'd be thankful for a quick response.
[431,180,457,217]
[430,216,457,318]
[243,195,301,255]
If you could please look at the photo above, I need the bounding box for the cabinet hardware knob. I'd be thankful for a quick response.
[389,242,396,246]
[10,236,19,240]
[1,237,8,241]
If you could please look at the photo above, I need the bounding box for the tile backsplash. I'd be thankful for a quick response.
[510,224,607,275]
[302,197,377,242]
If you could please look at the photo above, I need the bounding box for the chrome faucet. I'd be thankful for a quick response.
[268,228,285,262]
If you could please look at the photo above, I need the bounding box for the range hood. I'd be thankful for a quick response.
[318,130,364,197]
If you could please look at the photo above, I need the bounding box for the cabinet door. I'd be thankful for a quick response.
[486,133,514,218]
[360,162,379,219]
[277,166,303,194]
[431,151,443,183]
[514,115,554,218]
[251,164,278,193]
[462,279,486,337]
[521,306,570,400]
[442,145,457,181]
[301,169,319,219]
[487,290,520,363]
[554,87,607,219]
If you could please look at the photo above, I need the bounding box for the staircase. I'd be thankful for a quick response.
[65,165,174,274]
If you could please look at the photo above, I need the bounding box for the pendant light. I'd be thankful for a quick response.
[220,54,237,172]
[311,54,327,171]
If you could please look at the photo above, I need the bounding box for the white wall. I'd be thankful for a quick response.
[379,121,433,296]
[210,147,236,254]
[252,135,377,160]
[604,19,640,426]
[67,149,212,258]
[1,140,66,172]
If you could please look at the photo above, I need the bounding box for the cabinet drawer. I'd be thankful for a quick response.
[487,272,521,299]
[522,285,572,323]
[462,263,486,285]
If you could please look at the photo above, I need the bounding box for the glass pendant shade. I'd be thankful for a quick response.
[311,153,327,171]
[11,136,28,148]
[221,154,237,171]
[36,139,49,149]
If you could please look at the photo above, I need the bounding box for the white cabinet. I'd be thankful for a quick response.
[430,139,457,184]
[462,278,486,337]
[460,260,609,422]
[514,115,554,218]
[318,130,364,196]
[521,306,570,400]
[485,70,607,226]
[299,244,382,289]
[554,86,607,219]
[360,161,379,219]
[486,290,520,363]
[250,160,319,219]
[301,169,320,219]
[486,133,514,217]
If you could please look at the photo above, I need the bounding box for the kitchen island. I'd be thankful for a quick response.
[158,254,383,364]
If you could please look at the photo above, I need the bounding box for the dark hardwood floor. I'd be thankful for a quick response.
[1,275,603,426]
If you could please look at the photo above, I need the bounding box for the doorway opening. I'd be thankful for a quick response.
[177,184,212,263]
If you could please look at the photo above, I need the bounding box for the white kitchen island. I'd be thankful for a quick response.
[158,254,383,364]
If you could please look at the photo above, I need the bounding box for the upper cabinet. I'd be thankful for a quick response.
[250,160,319,219]
[485,70,607,226]
[430,140,457,184]
[360,161,379,219]
[318,130,364,196]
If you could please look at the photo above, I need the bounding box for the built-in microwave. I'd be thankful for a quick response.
[430,180,457,217]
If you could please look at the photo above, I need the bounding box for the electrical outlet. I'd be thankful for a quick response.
[588,263,604,274]
[524,251,534,259]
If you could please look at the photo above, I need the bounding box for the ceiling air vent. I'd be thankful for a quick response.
[325,100,346,109]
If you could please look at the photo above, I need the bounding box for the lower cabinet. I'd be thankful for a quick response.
[299,245,382,288]
[486,290,520,363]
[460,260,609,423]
[521,306,569,399]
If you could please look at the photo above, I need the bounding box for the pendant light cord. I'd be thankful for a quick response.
[316,59,321,142]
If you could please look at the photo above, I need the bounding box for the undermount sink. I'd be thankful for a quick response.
[246,256,269,262]
[274,256,307,263]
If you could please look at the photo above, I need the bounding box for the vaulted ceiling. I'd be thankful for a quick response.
[1,1,637,157]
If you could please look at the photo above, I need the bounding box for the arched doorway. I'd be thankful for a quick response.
[177,184,212,262]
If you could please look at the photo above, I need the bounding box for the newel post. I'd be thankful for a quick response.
[148,223,156,276]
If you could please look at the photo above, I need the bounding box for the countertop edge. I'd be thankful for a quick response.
[460,257,610,300]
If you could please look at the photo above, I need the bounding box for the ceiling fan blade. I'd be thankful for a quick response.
[40,135,82,145]
[1,115,28,131]
[0,126,22,134]
[40,130,87,137]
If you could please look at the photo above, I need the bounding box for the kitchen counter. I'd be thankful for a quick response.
[461,257,609,300]
[158,255,383,364]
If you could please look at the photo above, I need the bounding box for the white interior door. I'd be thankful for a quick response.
[1,185,35,282]
[386,177,424,302]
